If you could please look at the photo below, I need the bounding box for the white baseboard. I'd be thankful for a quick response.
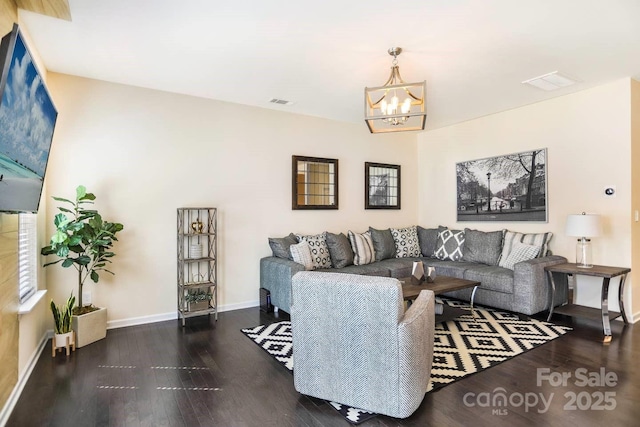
[0,329,50,427]
[106,300,260,330]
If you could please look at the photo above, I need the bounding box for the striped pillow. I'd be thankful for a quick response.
[499,230,552,267]
[290,241,314,270]
[348,230,375,265]
[499,241,541,270]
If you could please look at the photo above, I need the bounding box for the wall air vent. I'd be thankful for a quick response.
[269,98,295,106]
[522,71,578,91]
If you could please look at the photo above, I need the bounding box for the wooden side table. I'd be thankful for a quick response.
[545,263,630,342]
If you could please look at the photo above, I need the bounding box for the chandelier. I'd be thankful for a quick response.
[364,47,426,134]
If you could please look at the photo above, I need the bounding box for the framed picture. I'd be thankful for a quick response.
[456,148,547,222]
[365,162,400,209]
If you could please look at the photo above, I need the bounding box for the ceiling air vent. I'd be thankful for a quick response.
[269,98,295,106]
[522,71,578,91]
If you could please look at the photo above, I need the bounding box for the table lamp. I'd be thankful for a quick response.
[565,212,602,268]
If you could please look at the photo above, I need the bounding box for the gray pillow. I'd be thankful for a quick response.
[326,232,354,268]
[462,228,504,266]
[417,226,441,257]
[268,233,298,259]
[369,227,395,261]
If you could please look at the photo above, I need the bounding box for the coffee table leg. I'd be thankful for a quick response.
[470,286,479,321]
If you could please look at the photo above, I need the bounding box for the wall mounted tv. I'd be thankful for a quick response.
[0,23,57,213]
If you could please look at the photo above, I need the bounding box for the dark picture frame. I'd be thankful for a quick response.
[456,148,548,222]
[365,162,401,209]
[292,155,339,210]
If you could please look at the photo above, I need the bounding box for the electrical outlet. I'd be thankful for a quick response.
[82,291,92,306]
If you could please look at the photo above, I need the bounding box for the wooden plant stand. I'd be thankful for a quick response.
[52,331,76,357]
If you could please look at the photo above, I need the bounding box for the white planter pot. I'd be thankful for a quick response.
[72,307,107,348]
[54,331,74,348]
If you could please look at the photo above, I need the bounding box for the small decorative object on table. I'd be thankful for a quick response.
[426,266,436,283]
[411,261,425,281]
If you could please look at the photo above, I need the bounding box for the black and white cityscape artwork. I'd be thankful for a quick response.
[456,149,547,222]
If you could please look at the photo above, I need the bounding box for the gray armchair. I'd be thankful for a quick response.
[290,271,435,419]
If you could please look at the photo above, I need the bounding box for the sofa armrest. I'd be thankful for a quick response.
[260,256,305,313]
[512,255,569,315]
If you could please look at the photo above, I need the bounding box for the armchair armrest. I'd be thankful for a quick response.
[513,255,568,315]
[398,289,435,416]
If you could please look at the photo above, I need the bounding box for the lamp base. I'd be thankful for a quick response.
[576,238,593,269]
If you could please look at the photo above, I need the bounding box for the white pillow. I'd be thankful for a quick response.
[296,232,332,269]
[499,241,541,270]
[347,230,375,265]
[290,241,314,270]
[390,225,421,258]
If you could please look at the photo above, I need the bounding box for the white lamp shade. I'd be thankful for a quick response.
[565,213,602,237]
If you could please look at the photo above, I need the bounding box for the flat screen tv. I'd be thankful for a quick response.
[0,24,57,213]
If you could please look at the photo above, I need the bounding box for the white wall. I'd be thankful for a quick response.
[43,73,419,324]
[417,79,634,316]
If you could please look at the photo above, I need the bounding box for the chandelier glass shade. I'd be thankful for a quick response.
[365,47,426,134]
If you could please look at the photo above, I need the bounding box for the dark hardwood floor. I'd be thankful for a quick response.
[8,307,640,427]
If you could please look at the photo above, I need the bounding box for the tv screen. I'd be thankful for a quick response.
[0,24,57,213]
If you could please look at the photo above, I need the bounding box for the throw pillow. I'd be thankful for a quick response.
[296,232,332,269]
[499,241,541,270]
[369,227,396,261]
[417,226,441,257]
[462,228,504,266]
[289,241,314,270]
[325,232,354,268]
[347,230,375,266]
[268,233,298,259]
[499,230,553,265]
[390,225,421,258]
[434,228,465,261]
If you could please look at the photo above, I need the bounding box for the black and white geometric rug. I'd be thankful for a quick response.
[241,298,571,424]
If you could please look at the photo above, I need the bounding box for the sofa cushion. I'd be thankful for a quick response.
[348,230,375,265]
[417,226,441,257]
[462,228,504,266]
[296,232,332,269]
[423,259,477,279]
[326,232,354,268]
[501,230,553,260]
[369,227,396,261]
[434,228,465,261]
[290,241,314,270]
[390,225,421,258]
[463,266,514,294]
[499,241,540,270]
[377,258,422,278]
[268,233,298,259]
[319,263,390,277]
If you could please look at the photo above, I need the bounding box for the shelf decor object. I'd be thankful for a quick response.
[364,47,426,134]
[565,212,602,268]
[177,208,217,325]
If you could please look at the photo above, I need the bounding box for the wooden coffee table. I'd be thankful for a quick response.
[399,275,481,322]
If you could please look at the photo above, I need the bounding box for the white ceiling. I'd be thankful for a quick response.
[17,0,640,131]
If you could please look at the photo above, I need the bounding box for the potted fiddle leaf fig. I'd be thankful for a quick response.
[41,185,124,347]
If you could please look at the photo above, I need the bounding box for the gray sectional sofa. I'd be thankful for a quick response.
[260,225,568,316]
